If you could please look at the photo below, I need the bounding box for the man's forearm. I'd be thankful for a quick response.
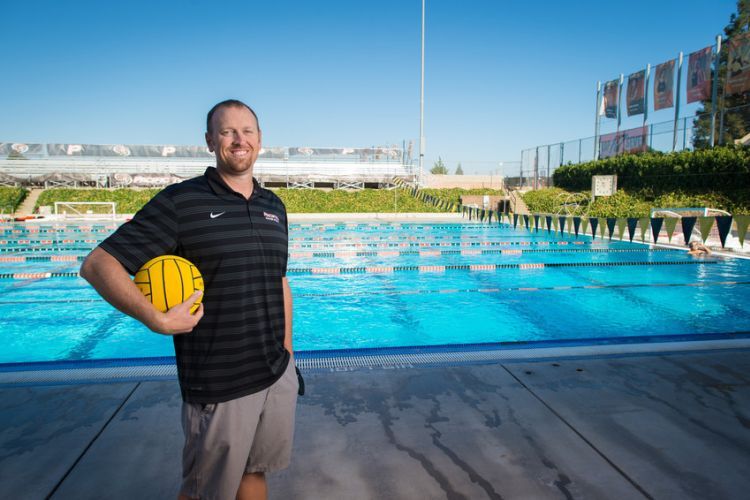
[80,247,162,329]
[80,248,203,335]
[282,277,293,353]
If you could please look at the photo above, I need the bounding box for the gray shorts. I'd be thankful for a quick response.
[180,360,298,500]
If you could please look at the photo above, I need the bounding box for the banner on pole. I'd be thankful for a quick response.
[599,126,648,158]
[686,46,713,103]
[726,32,750,95]
[653,59,675,110]
[602,80,619,118]
[626,70,646,116]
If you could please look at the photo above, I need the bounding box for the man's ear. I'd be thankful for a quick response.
[205,132,214,152]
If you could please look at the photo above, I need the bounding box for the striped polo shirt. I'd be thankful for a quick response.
[99,167,289,403]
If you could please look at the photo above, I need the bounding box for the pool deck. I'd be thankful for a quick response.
[1,345,749,500]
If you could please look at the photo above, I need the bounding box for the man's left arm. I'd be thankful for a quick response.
[282,276,293,354]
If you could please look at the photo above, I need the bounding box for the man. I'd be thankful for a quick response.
[80,99,297,500]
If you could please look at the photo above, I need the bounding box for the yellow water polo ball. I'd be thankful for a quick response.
[134,255,204,314]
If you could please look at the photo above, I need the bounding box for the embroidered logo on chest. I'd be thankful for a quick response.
[264,211,280,224]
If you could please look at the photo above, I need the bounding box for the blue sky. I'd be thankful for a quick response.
[0,0,736,174]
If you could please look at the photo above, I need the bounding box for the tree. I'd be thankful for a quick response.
[455,162,464,175]
[693,1,750,148]
[430,157,448,174]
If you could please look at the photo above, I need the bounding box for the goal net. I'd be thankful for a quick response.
[54,201,117,220]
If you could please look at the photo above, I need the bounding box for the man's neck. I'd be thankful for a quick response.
[218,169,254,199]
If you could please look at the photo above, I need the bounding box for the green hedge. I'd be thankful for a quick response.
[553,146,750,194]
[0,187,28,213]
[36,189,161,214]
[522,187,749,218]
[275,188,442,213]
[35,187,447,214]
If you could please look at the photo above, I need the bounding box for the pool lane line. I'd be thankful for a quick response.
[290,240,603,250]
[0,236,583,246]
[0,228,114,235]
[290,234,541,242]
[289,247,676,259]
[1,279,746,305]
[0,239,608,251]
[286,260,716,275]
[0,255,84,262]
[0,238,101,245]
[291,223,508,230]
[291,280,750,298]
[0,222,502,236]
[0,247,674,263]
[0,246,96,253]
[0,259,718,280]
[0,239,608,253]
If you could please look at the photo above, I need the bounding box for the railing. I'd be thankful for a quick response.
[518,104,750,189]
[0,157,416,188]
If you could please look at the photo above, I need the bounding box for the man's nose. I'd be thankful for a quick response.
[232,131,245,143]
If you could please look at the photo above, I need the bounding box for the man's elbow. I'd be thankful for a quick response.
[79,248,108,283]
[79,253,96,283]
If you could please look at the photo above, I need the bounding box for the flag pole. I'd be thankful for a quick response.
[710,35,722,147]
[594,81,601,159]
[643,64,651,128]
[673,52,683,151]
[616,74,623,134]
[418,0,425,186]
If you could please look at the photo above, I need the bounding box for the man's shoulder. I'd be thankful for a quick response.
[159,174,210,198]
[257,184,286,211]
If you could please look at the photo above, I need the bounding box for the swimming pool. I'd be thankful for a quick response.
[1,220,749,364]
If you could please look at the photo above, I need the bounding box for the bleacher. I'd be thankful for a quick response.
[0,142,416,189]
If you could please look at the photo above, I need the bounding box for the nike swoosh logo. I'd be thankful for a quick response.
[210,212,226,219]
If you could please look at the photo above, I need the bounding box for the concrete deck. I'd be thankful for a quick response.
[1,348,749,499]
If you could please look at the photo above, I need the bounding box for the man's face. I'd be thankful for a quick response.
[205,105,262,176]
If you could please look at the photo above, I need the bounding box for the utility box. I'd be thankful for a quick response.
[591,175,617,200]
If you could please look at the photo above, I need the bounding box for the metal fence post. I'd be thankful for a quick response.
[683,116,687,150]
[710,35,722,148]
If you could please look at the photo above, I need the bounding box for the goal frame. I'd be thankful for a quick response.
[54,201,117,220]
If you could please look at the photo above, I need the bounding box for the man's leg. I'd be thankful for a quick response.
[236,472,267,500]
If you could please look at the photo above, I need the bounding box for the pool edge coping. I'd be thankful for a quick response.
[2,337,749,387]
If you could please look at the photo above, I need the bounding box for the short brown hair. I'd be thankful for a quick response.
[206,99,260,133]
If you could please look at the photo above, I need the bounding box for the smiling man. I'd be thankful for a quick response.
[80,99,297,500]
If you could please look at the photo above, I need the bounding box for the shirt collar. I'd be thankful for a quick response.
[204,167,266,200]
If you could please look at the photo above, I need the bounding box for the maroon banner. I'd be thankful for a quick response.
[626,70,646,116]
[687,46,713,103]
[653,60,675,110]
[599,126,649,159]
[726,32,750,95]
[602,79,619,119]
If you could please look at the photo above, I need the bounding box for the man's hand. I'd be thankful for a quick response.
[150,290,204,335]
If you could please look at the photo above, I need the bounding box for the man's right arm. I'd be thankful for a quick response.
[80,247,203,335]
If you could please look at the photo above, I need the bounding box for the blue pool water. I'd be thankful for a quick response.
[1,220,749,364]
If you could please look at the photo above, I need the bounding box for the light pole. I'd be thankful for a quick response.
[418,0,425,187]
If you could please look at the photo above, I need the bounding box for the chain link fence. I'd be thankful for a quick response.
[519,104,749,189]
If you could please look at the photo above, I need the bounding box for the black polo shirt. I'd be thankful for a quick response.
[99,167,289,403]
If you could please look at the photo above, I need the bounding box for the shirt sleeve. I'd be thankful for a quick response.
[98,190,179,275]
[282,202,288,277]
